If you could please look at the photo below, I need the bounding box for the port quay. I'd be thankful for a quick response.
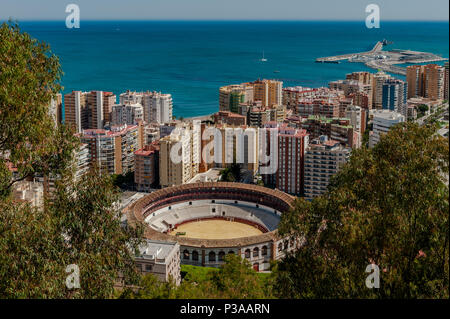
[316,40,448,75]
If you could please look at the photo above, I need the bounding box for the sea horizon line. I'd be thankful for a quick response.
[3,19,449,23]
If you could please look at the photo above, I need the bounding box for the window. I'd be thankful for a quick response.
[211,200,215,203]
[145,264,152,272]
[245,249,251,258]
[192,250,199,261]
[183,250,189,260]
[262,246,268,256]
[218,251,225,261]
[209,251,216,262]
[278,243,283,252]
[253,247,259,258]
[189,202,192,205]
[212,208,216,213]
[284,240,289,250]
[228,250,235,255]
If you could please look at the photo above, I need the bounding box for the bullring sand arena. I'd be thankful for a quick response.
[169,219,263,239]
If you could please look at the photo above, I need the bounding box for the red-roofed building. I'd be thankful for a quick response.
[260,123,309,196]
[134,142,160,192]
[79,124,140,175]
[213,111,247,126]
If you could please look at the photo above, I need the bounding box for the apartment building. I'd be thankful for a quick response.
[298,116,359,148]
[249,79,283,107]
[406,65,424,99]
[373,71,391,109]
[424,64,445,100]
[345,105,366,136]
[248,107,270,127]
[159,127,194,188]
[80,124,140,175]
[276,125,309,196]
[134,143,160,192]
[64,91,88,133]
[304,136,350,200]
[369,110,405,148]
[219,84,249,112]
[74,143,91,180]
[259,123,308,196]
[282,86,310,110]
[213,124,259,172]
[143,124,160,145]
[119,90,143,105]
[297,99,340,118]
[444,62,449,100]
[118,90,173,124]
[134,240,181,285]
[213,111,247,126]
[87,91,116,129]
[220,79,282,112]
[143,92,173,124]
[345,71,374,85]
[267,104,287,123]
[111,102,144,126]
[65,90,116,132]
[349,91,371,110]
[382,79,408,116]
[406,64,445,100]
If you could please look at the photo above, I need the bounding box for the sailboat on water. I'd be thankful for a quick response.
[260,51,267,62]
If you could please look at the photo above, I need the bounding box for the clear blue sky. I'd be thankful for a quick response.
[1,0,448,21]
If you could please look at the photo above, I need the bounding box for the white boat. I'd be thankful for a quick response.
[260,51,267,62]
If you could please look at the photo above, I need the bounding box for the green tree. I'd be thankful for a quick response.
[0,21,143,298]
[0,200,66,298]
[50,171,143,298]
[417,104,429,118]
[111,171,134,189]
[121,273,179,299]
[0,21,76,199]
[276,122,449,298]
[125,254,273,299]
[210,254,273,298]
[219,163,241,182]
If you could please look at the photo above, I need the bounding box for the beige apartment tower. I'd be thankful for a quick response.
[406,64,445,100]
[64,91,88,133]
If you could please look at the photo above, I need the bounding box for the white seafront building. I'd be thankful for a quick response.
[369,109,405,148]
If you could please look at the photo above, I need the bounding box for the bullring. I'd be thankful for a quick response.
[127,182,297,271]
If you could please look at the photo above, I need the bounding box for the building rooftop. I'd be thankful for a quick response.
[371,109,405,120]
[136,239,178,263]
[80,124,138,138]
[135,144,159,156]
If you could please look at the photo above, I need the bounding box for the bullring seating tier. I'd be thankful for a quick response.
[145,203,280,233]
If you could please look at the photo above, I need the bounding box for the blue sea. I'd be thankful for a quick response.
[17,21,449,118]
